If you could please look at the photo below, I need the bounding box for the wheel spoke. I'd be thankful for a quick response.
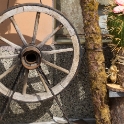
[37,24,63,48]
[22,69,29,95]
[42,48,73,55]
[0,36,21,50]
[37,67,71,124]
[42,59,69,74]
[0,4,80,102]
[0,66,24,120]
[10,16,28,46]
[32,12,40,44]
[0,61,20,80]
[37,71,50,92]
[0,54,18,59]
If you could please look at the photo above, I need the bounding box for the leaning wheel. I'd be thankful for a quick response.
[0,3,80,102]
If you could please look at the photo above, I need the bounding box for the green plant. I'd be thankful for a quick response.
[107,12,124,47]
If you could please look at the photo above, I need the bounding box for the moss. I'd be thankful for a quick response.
[80,0,111,123]
[84,2,98,11]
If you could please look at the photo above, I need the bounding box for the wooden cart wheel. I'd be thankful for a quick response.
[0,3,80,102]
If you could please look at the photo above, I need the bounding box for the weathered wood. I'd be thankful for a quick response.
[42,48,73,54]
[0,61,19,80]
[38,72,50,92]
[116,49,124,87]
[0,36,21,50]
[80,0,111,124]
[10,16,28,46]
[53,117,88,124]
[1,117,91,124]
[110,97,124,124]
[60,35,80,88]
[32,12,40,44]
[108,47,124,124]
[22,69,29,95]
[0,66,24,120]
[0,4,80,102]
[15,117,89,124]
[0,54,18,59]
[0,4,76,36]
[107,84,124,92]
[37,25,63,48]
[41,58,69,74]
[0,82,64,102]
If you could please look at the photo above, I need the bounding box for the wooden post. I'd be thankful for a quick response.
[80,0,111,124]
[107,85,124,124]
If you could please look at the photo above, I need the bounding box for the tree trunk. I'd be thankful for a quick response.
[110,97,124,124]
[116,48,124,87]
[80,1,111,124]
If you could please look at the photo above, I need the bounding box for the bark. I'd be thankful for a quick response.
[116,48,124,87]
[80,1,111,124]
[110,97,124,124]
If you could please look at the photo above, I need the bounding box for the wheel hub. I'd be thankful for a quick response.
[21,45,41,70]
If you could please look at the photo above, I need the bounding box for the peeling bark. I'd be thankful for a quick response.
[80,0,111,124]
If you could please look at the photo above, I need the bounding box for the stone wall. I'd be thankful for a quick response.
[0,43,112,123]
[0,0,113,123]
